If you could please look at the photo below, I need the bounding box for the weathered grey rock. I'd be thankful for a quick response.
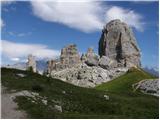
[27,54,36,72]
[60,44,81,68]
[16,73,26,78]
[133,79,159,96]
[47,44,81,73]
[54,105,62,112]
[104,95,109,100]
[51,63,128,88]
[99,19,141,68]
[98,56,117,69]
[83,48,99,66]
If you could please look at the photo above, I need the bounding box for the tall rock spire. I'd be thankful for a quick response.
[27,54,37,72]
[99,19,141,67]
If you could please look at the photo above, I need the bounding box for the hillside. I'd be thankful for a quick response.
[1,67,159,119]
[96,68,157,92]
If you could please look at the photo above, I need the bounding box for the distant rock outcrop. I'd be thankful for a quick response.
[47,44,81,74]
[82,48,99,66]
[27,55,36,72]
[46,20,143,87]
[48,44,128,87]
[99,19,141,68]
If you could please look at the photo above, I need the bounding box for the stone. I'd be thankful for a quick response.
[16,73,26,78]
[54,105,62,112]
[27,54,36,72]
[99,19,141,68]
[42,99,47,105]
[47,44,81,72]
[104,95,109,100]
[51,63,128,88]
[60,44,81,68]
[84,48,99,66]
[98,56,116,69]
[133,79,159,96]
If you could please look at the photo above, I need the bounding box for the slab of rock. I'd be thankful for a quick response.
[54,105,62,112]
[99,19,141,68]
[98,56,117,69]
[133,79,159,96]
[83,48,99,66]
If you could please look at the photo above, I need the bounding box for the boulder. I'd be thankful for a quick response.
[54,105,62,112]
[84,48,99,66]
[133,79,159,96]
[99,19,141,68]
[99,56,117,69]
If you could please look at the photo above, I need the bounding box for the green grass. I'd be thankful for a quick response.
[1,67,159,119]
[96,68,156,93]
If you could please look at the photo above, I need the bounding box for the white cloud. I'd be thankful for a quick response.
[31,1,105,32]
[1,19,5,28]
[30,1,144,32]
[8,31,32,37]
[10,57,20,62]
[1,40,60,60]
[105,6,144,31]
[1,0,15,5]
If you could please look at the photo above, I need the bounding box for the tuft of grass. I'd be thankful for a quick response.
[1,67,159,119]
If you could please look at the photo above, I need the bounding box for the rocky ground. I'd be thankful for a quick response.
[1,86,27,119]
[51,63,128,87]
[133,79,159,96]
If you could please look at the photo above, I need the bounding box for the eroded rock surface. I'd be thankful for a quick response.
[27,54,37,72]
[99,19,141,68]
[133,79,159,96]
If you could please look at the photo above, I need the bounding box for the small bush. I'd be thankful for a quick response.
[32,85,43,92]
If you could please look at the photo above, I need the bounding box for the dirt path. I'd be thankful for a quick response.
[1,86,27,119]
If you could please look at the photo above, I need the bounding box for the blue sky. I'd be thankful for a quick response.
[1,1,159,69]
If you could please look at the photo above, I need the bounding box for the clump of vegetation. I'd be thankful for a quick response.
[31,85,43,92]
[1,67,158,119]
[27,66,34,72]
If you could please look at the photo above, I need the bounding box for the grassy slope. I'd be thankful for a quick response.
[96,68,157,92]
[1,67,159,119]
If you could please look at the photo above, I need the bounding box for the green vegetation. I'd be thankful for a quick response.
[1,67,159,119]
[96,67,156,92]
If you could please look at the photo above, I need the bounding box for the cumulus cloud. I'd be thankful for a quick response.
[1,0,15,5]
[31,1,105,32]
[30,1,144,32]
[1,19,5,28]
[1,40,60,61]
[10,57,20,62]
[105,6,144,31]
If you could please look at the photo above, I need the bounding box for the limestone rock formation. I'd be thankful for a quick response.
[27,55,36,72]
[82,48,99,66]
[98,56,117,69]
[99,19,141,68]
[47,44,81,74]
[51,63,128,87]
[60,44,81,68]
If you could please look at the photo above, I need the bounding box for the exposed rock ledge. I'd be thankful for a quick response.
[133,79,159,97]
[51,63,128,88]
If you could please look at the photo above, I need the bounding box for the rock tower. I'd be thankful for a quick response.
[27,54,36,72]
[99,19,141,68]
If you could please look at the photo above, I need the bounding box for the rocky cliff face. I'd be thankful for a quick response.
[48,44,128,87]
[99,19,141,68]
[47,44,81,74]
[47,20,142,87]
